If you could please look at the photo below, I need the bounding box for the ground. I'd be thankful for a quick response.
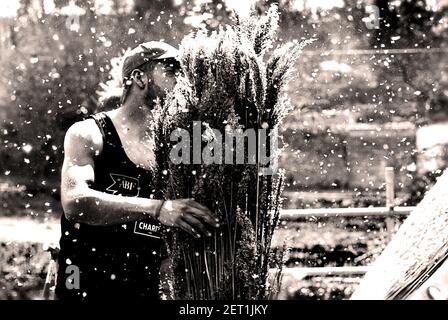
[0,177,407,299]
[0,213,402,300]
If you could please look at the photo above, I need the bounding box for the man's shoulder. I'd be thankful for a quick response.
[64,117,103,151]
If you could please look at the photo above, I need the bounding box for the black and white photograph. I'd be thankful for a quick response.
[1,0,448,308]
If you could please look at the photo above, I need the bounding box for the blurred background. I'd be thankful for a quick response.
[0,0,447,299]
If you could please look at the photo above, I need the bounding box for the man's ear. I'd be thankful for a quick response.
[131,69,148,89]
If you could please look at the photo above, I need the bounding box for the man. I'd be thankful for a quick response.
[55,42,219,300]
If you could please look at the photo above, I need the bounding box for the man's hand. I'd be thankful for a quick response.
[158,199,220,238]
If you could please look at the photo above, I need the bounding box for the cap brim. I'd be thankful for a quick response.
[154,51,179,61]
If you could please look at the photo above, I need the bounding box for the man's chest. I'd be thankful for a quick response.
[120,134,156,171]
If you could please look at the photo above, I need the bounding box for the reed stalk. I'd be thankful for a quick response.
[151,5,309,299]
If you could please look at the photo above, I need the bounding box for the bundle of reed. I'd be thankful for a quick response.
[351,169,448,300]
[152,5,310,299]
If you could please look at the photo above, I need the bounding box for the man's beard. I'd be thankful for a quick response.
[145,85,169,110]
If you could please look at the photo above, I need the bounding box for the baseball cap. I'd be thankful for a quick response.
[122,41,179,81]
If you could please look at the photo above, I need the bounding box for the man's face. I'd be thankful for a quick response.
[149,59,180,96]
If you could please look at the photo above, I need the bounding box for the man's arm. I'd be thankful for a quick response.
[61,119,219,238]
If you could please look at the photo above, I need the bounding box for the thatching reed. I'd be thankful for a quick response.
[152,5,310,299]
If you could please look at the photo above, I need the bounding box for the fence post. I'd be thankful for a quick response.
[385,167,396,234]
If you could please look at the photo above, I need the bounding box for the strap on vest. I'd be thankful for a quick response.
[90,112,121,148]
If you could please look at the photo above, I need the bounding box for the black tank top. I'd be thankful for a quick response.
[56,112,165,300]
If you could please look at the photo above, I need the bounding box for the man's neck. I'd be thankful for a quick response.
[109,99,155,138]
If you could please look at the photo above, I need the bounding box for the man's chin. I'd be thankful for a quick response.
[145,97,163,110]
